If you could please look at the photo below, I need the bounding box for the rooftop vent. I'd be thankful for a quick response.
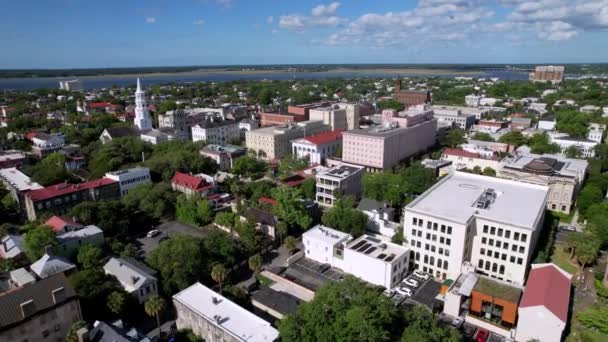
[212,297,221,305]
[474,188,496,210]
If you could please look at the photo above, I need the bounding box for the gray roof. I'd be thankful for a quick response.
[89,320,151,342]
[243,208,278,226]
[0,235,24,259]
[103,126,140,138]
[357,198,386,212]
[251,286,300,317]
[103,258,156,293]
[30,253,76,279]
[0,273,78,331]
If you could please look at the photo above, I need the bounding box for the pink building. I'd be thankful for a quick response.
[342,106,437,171]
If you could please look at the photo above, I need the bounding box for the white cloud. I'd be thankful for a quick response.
[193,19,205,25]
[145,17,156,24]
[279,2,347,32]
[311,2,341,17]
[215,0,233,8]
[267,16,274,24]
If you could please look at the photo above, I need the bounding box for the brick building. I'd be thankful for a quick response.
[394,80,432,108]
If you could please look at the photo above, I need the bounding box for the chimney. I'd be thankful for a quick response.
[20,300,36,318]
[51,287,66,304]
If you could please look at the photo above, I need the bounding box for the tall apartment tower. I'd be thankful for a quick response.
[134,78,153,130]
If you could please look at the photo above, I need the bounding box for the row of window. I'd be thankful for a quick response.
[481,237,526,254]
[120,174,149,186]
[482,225,527,243]
[412,218,453,235]
[420,253,449,270]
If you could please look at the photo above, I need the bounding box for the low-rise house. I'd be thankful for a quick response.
[357,198,399,238]
[85,320,151,342]
[173,282,279,342]
[537,117,556,131]
[441,147,501,172]
[516,263,572,342]
[140,127,187,145]
[510,117,532,131]
[0,234,24,259]
[421,159,452,177]
[30,252,77,279]
[104,257,158,304]
[303,225,411,289]
[200,144,247,171]
[105,167,151,196]
[251,286,300,321]
[99,126,140,144]
[241,207,278,240]
[27,132,65,158]
[171,171,216,197]
[0,273,82,342]
[315,163,364,207]
[0,167,43,206]
[0,150,27,168]
[56,225,104,257]
[580,105,600,113]
[291,130,343,166]
[45,216,83,233]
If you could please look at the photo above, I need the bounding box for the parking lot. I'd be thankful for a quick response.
[136,221,216,257]
[409,279,441,309]
[282,258,344,290]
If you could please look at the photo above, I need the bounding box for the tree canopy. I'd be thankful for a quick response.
[321,197,368,237]
[23,224,58,261]
[362,163,436,206]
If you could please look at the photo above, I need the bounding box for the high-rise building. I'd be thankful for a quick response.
[529,66,565,84]
[134,78,153,131]
[308,103,359,131]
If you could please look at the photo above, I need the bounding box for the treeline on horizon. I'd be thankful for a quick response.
[1,63,607,79]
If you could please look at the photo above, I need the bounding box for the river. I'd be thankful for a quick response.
[0,70,528,91]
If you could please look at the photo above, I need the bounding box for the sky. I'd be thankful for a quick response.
[1,0,608,68]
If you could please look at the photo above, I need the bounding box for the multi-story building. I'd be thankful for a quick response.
[291,130,343,165]
[173,282,279,342]
[260,112,305,127]
[287,102,333,120]
[238,118,259,140]
[27,132,65,158]
[441,147,501,172]
[402,172,549,284]
[0,273,82,342]
[587,123,605,143]
[432,105,488,120]
[104,257,158,304]
[171,171,216,197]
[0,167,43,207]
[245,121,329,160]
[191,119,241,145]
[303,225,410,289]
[529,65,565,83]
[0,150,27,168]
[105,167,151,196]
[465,94,481,107]
[23,178,120,220]
[342,106,437,171]
[357,198,399,238]
[394,80,431,108]
[158,108,224,139]
[200,144,247,171]
[499,151,587,214]
[58,79,83,91]
[315,163,364,207]
[432,106,477,130]
[308,103,359,131]
[548,132,598,158]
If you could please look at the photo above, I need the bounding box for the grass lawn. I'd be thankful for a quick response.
[255,273,275,286]
[553,211,575,224]
[551,243,578,274]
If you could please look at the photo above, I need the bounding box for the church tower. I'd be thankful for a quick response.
[134,78,153,130]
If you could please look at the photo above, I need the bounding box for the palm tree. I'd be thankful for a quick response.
[285,236,298,253]
[144,295,166,336]
[107,291,126,316]
[211,264,227,292]
[276,221,288,246]
[248,254,263,274]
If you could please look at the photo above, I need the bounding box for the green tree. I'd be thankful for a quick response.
[77,244,104,269]
[278,277,402,341]
[148,235,204,294]
[482,167,496,177]
[574,232,601,273]
[214,212,238,230]
[211,264,227,292]
[69,268,122,321]
[23,225,58,261]
[555,110,589,139]
[499,131,527,147]
[391,225,404,245]
[272,187,312,231]
[321,197,368,237]
[470,132,494,142]
[197,199,215,225]
[122,183,177,220]
[565,145,583,159]
[106,291,127,316]
[285,236,298,253]
[88,137,151,178]
[276,221,288,246]
[248,254,263,274]
[232,156,267,179]
[528,133,561,154]
[377,99,405,112]
[576,306,608,334]
[145,141,217,181]
[279,155,310,177]
[442,128,466,147]
[27,152,72,186]
[577,185,604,218]
[157,100,178,113]
[145,295,167,335]
[400,306,461,342]
[299,178,316,200]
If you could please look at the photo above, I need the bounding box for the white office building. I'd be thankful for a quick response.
[191,119,241,145]
[402,172,549,285]
[315,163,364,207]
[548,132,598,158]
[432,106,477,130]
[308,103,359,131]
[105,167,151,196]
[303,225,410,289]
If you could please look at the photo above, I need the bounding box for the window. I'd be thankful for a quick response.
[503,243,509,250]
[418,219,423,227]
[430,256,435,266]
[440,237,445,244]
[431,245,436,252]
[447,226,452,234]
[485,261,491,270]
[501,254,507,261]
[510,256,516,263]
[427,221,432,229]
[514,232,520,241]
[480,248,485,255]
[492,263,498,273]
[517,258,523,265]
[490,226,496,235]
[483,225,488,233]
[412,229,417,236]
[499,265,505,275]
[437,259,442,268]
[521,234,527,243]
[478,259,484,268]
[413,218,417,225]
[424,255,429,263]
[496,241,501,248]
[443,261,448,270]
[505,230,511,239]
[426,233,431,240]
[519,246,525,254]
[425,244,429,251]
[441,225,446,233]
[432,234,437,242]
[552,204,557,210]
[494,251,499,259]
[482,237,487,244]
[446,239,451,246]
[489,239,494,246]
[498,228,503,237]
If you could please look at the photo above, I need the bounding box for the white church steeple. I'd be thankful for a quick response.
[134,78,153,130]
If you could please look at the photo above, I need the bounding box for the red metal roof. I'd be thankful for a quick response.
[519,264,572,323]
[45,216,81,233]
[171,172,212,192]
[26,178,117,202]
[89,102,113,109]
[259,197,278,206]
[443,148,481,159]
[303,129,343,145]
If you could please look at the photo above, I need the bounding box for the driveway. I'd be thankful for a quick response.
[137,221,215,258]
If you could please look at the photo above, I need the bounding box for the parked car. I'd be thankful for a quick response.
[451,317,464,329]
[396,286,413,297]
[475,329,490,342]
[402,278,420,288]
[412,270,430,281]
[146,229,160,238]
[559,225,577,232]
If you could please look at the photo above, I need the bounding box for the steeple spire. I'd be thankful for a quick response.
[136,78,142,92]
[134,78,152,130]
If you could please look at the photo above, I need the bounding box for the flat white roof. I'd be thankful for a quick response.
[406,172,549,229]
[0,168,43,192]
[303,225,351,245]
[173,283,279,342]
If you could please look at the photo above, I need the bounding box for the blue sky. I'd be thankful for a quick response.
[1,0,608,68]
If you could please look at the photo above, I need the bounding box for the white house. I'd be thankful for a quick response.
[291,130,343,166]
[549,133,598,158]
[191,119,241,145]
[516,263,572,342]
[315,163,364,207]
[357,198,399,237]
[104,257,158,304]
[402,172,549,284]
[105,167,151,196]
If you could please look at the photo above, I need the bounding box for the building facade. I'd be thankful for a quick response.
[105,167,151,196]
[245,121,329,160]
[191,119,241,145]
[402,172,549,284]
[200,144,247,171]
[432,106,477,130]
[291,130,343,165]
[394,80,431,108]
[308,103,359,131]
[529,65,565,83]
[171,172,216,197]
[0,167,43,207]
[104,257,158,304]
[315,163,364,207]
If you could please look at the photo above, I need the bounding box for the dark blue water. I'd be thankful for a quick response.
[0,70,528,91]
